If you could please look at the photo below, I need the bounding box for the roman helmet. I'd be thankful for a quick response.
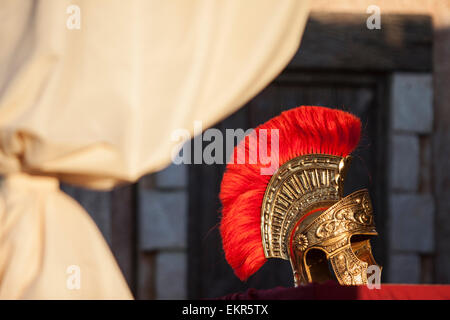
[219,106,381,286]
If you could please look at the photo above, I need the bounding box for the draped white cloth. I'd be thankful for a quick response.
[0,0,310,298]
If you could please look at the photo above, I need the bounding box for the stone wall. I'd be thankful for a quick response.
[387,73,435,283]
[137,163,188,299]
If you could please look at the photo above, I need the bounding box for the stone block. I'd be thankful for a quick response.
[154,163,187,189]
[390,134,420,192]
[389,193,434,253]
[139,190,187,250]
[388,253,420,284]
[391,73,433,133]
[155,252,187,299]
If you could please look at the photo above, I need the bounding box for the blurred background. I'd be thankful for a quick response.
[61,1,450,299]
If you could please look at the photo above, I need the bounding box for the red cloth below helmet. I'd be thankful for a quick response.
[216,281,450,300]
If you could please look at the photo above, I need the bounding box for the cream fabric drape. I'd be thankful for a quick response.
[0,0,310,299]
[0,173,131,299]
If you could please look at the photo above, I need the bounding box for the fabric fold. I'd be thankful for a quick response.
[0,173,132,299]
